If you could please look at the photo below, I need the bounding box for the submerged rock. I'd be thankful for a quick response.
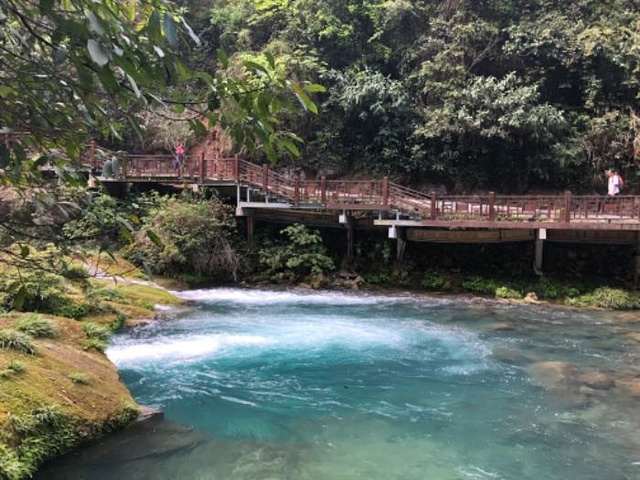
[491,346,535,366]
[577,372,615,390]
[527,361,576,389]
[617,379,640,396]
[487,322,514,332]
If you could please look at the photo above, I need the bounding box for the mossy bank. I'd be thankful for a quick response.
[0,255,182,480]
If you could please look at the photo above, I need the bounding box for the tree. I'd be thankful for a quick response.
[0,0,323,186]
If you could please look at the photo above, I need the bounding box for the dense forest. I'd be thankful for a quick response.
[162,0,640,193]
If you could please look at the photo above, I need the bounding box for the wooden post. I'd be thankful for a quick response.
[234,154,240,181]
[430,191,437,220]
[382,176,389,206]
[321,176,327,204]
[488,191,496,221]
[294,175,300,205]
[345,213,355,266]
[564,190,572,223]
[200,152,205,180]
[262,163,269,193]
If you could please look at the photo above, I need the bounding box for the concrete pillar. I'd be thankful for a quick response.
[247,214,255,246]
[534,228,546,276]
[389,225,407,263]
[345,214,355,265]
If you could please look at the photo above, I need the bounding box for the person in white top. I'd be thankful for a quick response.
[607,169,623,196]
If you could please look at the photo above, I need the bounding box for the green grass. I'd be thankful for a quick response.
[15,315,58,339]
[0,330,37,355]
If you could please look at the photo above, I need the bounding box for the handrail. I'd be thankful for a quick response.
[89,147,640,226]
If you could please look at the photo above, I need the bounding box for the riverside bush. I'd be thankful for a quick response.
[16,315,58,339]
[591,287,640,310]
[130,193,240,280]
[461,276,497,295]
[495,286,524,300]
[258,224,335,281]
[421,271,453,291]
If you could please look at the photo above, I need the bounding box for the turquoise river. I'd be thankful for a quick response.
[36,288,640,479]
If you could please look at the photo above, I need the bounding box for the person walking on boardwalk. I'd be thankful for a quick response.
[607,169,623,196]
[173,144,185,171]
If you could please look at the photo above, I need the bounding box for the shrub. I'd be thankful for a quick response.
[130,193,240,279]
[258,224,335,280]
[495,286,523,299]
[421,271,453,291]
[0,443,29,480]
[83,338,107,353]
[111,312,127,331]
[591,287,640,310]
[16,315,58,338]
[68,372,90,385]
[82,322,111,342]
[0,330,37,355]
[363,270,390,285]
[461,276,497,295]
[52,300,91,320]
[8,360,25,373]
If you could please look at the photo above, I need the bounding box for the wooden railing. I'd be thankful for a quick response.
[88,149,640,226]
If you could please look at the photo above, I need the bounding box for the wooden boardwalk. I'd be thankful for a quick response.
[94,150,640,231]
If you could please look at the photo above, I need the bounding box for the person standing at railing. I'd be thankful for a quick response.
[173,144,185,172]
[607,169,623,196]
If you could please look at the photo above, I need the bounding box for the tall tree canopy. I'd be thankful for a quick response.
[193,0,640,192]
[0,0,322,186]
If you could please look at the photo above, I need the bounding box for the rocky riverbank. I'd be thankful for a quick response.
[0,257,182,480]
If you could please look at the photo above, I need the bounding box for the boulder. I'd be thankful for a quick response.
[487,322,514,332]
[491,346,534,366]
[527,361,576,389]
[577,371,615,390]
[524,292,539,303]
[617,379,640,396]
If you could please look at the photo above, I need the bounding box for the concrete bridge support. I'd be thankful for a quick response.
[388,225,407,263]
[534,228,546,276]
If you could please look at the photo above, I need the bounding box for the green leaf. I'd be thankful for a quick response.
[304,83,326,93]
[130,214,141,225]
[182,19,201,46]
[87,39,109,67]
[146,10,163,44]
[244,60,269,76]
[13,285,27,311]
[146,229,164,248]
[264,142,277,162]
[19,245,30,258]
[289,82,318,114]
[163,13,178,46]
[127,74,142,98]
[217,49,229,69]
[280,138,300,156]
[119,227,133,244]
[264,51,276,69]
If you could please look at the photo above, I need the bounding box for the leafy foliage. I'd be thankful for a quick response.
[258,224,335,280]
[16,315,58,339]
[130,192,240,279]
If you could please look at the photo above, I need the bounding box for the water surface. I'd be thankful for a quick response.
[37,289,640,479]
